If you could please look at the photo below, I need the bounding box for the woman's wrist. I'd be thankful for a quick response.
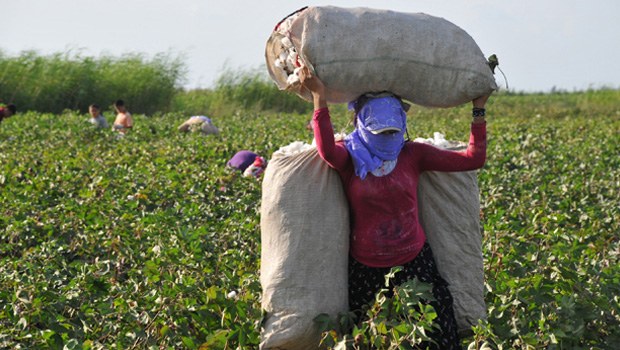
[472,107,486,117]
[313,91,327,110]
[472,107,486,124]
[472,116,486,124]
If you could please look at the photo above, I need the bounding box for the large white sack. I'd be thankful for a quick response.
[266,6,497,107]
[260,144,349,350]
[416,135,486,335]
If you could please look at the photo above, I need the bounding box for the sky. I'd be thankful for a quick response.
[2,0,619,93]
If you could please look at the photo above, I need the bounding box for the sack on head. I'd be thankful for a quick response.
[266,6,497,107]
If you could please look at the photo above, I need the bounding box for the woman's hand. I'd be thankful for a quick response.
[299,66,324,94]
[299,66,327,109]
[472,94,490,109]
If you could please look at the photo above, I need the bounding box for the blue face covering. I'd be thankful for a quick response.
[344,96,407,179]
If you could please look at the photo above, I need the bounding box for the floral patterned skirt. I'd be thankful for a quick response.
[349,243,462,350]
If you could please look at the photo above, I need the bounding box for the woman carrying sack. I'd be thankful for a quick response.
[299,66,490,349]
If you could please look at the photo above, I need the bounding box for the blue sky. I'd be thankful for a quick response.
[2,0,619,92]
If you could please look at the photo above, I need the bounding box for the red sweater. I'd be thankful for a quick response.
[313,107,486,267]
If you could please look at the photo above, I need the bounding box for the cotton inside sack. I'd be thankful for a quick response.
[260,144,349,349]
[266,6,497,108]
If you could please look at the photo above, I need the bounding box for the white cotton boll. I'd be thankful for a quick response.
[288,141,306,153]
[279,51,288,62]
[286,52,298,70]
[414,132,466,149]
[285,59,295,73]
[287,51,298,62]
[334,133,347,142]
[414,132,447,147]
[413,136,429,143]
[286,72,300,85]
[227,291,237,299]
[274,58,285,69]
[285,67,302,85]
[432,132,451,148]
[281,36,293,48]
[277,141,314,156]
[283,142,296,153]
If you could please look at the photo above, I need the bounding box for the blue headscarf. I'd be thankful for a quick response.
[344,95,407,179]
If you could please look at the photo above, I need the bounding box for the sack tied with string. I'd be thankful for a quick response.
[265,6,497,107]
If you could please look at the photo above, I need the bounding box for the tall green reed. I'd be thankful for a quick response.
[171,66,311,117]
[0,50,185,115]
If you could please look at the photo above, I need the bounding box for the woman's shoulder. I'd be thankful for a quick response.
[405,140,441,150]
[400,140,437,160]
[403,140,425,152]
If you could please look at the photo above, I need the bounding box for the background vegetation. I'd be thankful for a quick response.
[0,50,309,117]
[1,50,619,349]
[0,50,184,115]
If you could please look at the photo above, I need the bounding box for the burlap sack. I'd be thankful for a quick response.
[266,6,497,107]
[260,145,349,350]
[417,141,486,335]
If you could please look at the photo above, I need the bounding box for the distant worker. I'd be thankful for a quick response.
[0,103,17,126]
[112,99,133,135]
[227,150,267,178]
[178,115,220,135]
[243,156,267,178]
[88,104,109,129]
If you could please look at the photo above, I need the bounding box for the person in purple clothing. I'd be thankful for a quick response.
[227,150,266,178]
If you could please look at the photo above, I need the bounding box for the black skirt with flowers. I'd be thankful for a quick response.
[348,243,462,350]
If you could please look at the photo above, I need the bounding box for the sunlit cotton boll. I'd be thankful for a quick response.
[279,51,288,62]
[286,52,298,71]
[152,245,161,257]
[274,58,285,69]
[281,36,293,48]
[227,291,237,299]
[277,141,314,156]
[286,68,301,85]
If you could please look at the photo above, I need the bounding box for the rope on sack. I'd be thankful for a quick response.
[488,54,509,90]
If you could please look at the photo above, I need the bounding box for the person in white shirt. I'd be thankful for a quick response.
[88,104,109,129]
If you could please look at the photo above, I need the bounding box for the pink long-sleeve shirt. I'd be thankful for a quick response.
[313,107,486,268]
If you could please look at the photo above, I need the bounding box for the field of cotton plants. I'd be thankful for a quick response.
[1,86,619,349]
